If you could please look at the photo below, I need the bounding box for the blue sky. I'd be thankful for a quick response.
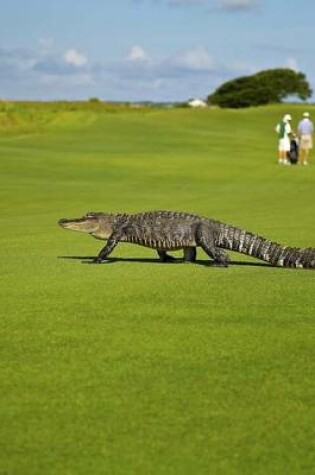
[0,0,314,102]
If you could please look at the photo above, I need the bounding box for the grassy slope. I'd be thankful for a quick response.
[0,104,314,474]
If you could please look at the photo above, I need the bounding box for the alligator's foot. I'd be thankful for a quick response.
[212,257,229,267]
[158,252,176,262]
[162,255,176,262]
[92,257,110,264]
[212,261,229,267]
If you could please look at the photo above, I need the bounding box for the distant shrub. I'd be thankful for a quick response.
[208,68,312,108]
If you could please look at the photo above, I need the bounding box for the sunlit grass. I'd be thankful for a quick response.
[0,103,314,474]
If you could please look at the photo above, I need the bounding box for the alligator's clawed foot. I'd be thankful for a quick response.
[164,256,177,262]
[158,255,176,263]
[91,257,109,264]
[212,261,229,267]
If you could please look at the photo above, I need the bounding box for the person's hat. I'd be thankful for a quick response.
[303,111,310,118]
[283,114,292,122]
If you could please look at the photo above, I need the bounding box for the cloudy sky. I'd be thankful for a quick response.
[0,0,314,102]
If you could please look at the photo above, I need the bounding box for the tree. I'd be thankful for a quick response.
[208,68,312,108]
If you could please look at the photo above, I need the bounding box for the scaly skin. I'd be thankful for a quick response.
[58,210,315,269]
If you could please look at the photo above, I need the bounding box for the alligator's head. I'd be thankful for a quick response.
[58,212,113,239]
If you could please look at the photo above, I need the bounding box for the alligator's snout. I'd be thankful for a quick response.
[58,218,77,228]
[58,218,69,227]
[58,216,100,234]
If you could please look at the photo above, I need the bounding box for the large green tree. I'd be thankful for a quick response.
[208,68,312,108]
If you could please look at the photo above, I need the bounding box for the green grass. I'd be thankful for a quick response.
[0,103,314,475]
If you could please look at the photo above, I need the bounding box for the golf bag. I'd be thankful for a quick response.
[288,138,299,164]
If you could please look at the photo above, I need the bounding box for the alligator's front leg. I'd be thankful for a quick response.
[196,224,229,267]
[93,232,121,263]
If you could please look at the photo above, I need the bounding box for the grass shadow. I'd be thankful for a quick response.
[58,256,270,268]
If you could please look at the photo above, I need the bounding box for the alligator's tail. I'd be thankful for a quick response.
[217,223,315,269]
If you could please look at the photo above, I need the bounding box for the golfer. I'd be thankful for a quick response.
[275,114,293,165]
[297,112,314,165]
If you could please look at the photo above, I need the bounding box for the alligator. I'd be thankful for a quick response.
[58,210,315,269]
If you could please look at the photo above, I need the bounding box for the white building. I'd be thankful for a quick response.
[188,99,207,108]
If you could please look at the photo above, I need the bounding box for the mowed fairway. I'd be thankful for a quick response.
[0,103,314,474]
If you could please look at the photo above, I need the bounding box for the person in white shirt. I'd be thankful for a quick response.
[275,114,293,165]
[297,112,314,165]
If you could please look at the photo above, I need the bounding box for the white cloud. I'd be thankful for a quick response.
[132,0,206,6]
[0,44,94,100]
[228,60,255,74]
[40,72,94,87]
[64,48,88,67]
[39,38,54,50]
[217,0,258,11]
[133,0,257,10]
[0,47,37,76]
[168,0,206,5]
[286,57,298,71]
[1,40,312,103]
[167,45,215,72]
[127,46,149,62]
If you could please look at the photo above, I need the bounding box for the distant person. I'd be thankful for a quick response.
[275,114,293,165]
[297,112,314,165]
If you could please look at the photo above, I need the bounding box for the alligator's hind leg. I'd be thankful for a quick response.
[196,224,229,267]
[157,250,176,262]
[183,247,196,263]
